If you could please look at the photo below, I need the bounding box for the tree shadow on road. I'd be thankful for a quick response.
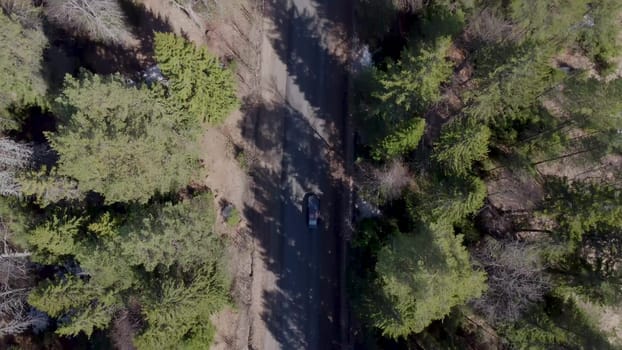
[237,0,353,348]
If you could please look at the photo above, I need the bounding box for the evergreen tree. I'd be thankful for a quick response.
[415,174,488,225]
[372,118,426,161]
[0,11,47,131]
[371,36,453,119]
[118,193,221,271]
[434,119,491,175]
[369,220,486,338]
[467,47,559,126]
[134,264,229,350]
[503,292,615,349]
[561,76,622,134]
[154,32,239,124]
[27,214,83,264]
[47,72,199,204]
[28,276,119,337]
[508,0,589,46]
[19,166,83,206]
[24,193,229,343]
[577,0,622,68]
[542,177,622,245]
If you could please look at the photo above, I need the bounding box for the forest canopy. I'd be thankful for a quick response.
[0,1,239,346]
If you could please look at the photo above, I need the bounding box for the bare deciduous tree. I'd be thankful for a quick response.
[465,7,521,45]
[173,0,244,25]
[0,138,33,197]
[358,160,411,203]
[0,0,41,28]
[111,309,140,350]
[0,138,33,170]
[0,249,45,336]
[44,0,134,45]
[472,237,550,323]
[391,0,425,13]
[0,215,45,337]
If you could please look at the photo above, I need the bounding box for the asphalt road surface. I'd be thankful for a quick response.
[250,0,352,349]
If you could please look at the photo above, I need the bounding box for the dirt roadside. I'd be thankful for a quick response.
[131,1,265,348]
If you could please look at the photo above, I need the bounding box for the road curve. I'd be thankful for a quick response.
[250,0,352,349]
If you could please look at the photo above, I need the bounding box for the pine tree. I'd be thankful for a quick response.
[371,36,453,119]
[415,174,488,225]
[118,193,221,271]
[27,214,83,264]
[24,193,228,343]
[134,264,229,350]
[19,166,83,206]
[577,0,622,67]
[47,72,200,204]
[467,47,559,126]
[28,276,119,337]
[372,118,426,161]
[542,177,622,245]
[369,220,487,338]
[434,119,491,175]
[0,11,47,131]
[154,32,239,124]
[561,76,622,134]
[508,0,589,46]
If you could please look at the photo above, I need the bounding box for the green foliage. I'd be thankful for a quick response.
[561,76,622,134]
[27,214,83,264]
[19,166,83,207]
[434,119,491,175]
[577,0,622,69]
[369,220,486,338]
[154,32,239,124]
[503,293,615,350]
[226,206,241,227]
[134,265,229,350]
[372,36,453,119]
[419,4,466,41]
[372,118,426,160]
[467,47,559,126]
[28,276,119,337]
[415,175,487,225]
[542,178,622,245]
[25,193,228,344]
[47,72,199,204]
[0,11,47,131]
[119,193,221,271]
[508,0,590,46]
[0,196,29,248]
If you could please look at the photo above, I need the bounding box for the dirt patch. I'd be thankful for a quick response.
[536,152,622,183]
[486,168,544,212]
[600,306,622,346]
[204,0,264,96]
[193,1,264,347]
[554,50,598,77]
[210,224,254,350]
[199,107,257,350]
[136,0,208,45]
[575,297,622,346]
[200,112,250,211]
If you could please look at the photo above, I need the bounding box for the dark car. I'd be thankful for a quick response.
[307,194,320,229]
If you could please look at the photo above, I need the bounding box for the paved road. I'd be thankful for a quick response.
[248,0,351,349]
